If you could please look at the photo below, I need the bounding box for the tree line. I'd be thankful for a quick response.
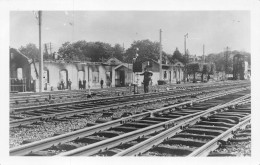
[17,40,250,83]
[18,40,173,63]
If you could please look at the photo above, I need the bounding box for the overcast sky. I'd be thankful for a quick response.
[10,11,250,55]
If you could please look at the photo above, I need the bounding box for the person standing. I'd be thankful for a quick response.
[61,80,65,90]
[79,79,82,90]
[83,79,86,89]
[100,79,104,88]
[68,79,72,90]
[141,69,152,93]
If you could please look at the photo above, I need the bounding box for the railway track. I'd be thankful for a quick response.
[10,81,246,107]
[10,87,130,107]
[113,97,250,156]
[207,122,251,156]
[10,82,249,128]
[9,86,250,156]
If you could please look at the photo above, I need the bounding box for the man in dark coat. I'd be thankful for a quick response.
[79,79,82,90]
[100,79,104,88]
[141,69,152,93]
[68,79,72,90]
[83,80,86,89]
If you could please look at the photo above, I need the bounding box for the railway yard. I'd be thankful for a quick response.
[9,81,251,157]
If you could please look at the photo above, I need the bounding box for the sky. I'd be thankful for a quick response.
[10,11,250,56]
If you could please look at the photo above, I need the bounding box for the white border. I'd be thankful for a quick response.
[1,0,259,165]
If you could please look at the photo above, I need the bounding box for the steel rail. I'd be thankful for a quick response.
[10,85,248,127]
[188,116,251,157]
[10,85,190,112]
[10,89,203,127]
[114,96,250,156]
[9,87,247,156]
[58,89,250,156]
[10,81,249,111]
[9,81,236,99]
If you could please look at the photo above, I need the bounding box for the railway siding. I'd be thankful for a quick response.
[10,87,250,156]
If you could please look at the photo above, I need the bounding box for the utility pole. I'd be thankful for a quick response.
[203,44,205,63]
[184,33,188,82]
[38,11,43,92]
[159,29,163,80]
[49,42,52,54]
[44,43,48,55]
[225,46,230,80]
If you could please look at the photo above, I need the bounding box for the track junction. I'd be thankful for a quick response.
[9,81,251,157]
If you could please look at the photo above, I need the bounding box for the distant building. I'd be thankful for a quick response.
[141,59,185,85]
[188,54,204,63]
[10,48,186,92]
[233,54,250,80]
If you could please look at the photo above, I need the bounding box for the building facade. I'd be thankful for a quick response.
[10,48,185,92]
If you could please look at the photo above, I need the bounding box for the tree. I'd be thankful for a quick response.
[208,63,216,80]
[19,43,40,61]
[187,63,202,83]
[58,41,115,62]
[201,63,211,82]
[113,44,124,61]
[124,40,160,63]
[171,48,184,63]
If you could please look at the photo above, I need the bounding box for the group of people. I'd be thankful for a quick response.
[78,79,87,89]
[58,79,106,90]
[58,79,72,90]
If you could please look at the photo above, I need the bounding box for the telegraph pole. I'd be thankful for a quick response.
[203,44,205,63]
[159,29,163,80]
[49,42,52,54]
[184,33,188,82]
[224,46,230,80]
[38,11,43,92]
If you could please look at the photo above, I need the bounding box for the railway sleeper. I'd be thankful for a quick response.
[22,112,43,116]
[180,108,203,113]
[190,125,229,131]
[144,117,171,122]
[198,121,235,127]
[208,152,236,157]
[229,137,251,143]
[200,116,238,124]
[21,139,38,144]
[208,116,240,123]
[134,119,161,124]
[169,112,194,115]
[229,109,251,114]
[10,115,24,120]
[174,133,215,141]
[34,111,55,115]
[186,106,213,110]
[25,150,57,156]
[93,130,124,138]
[49,143,83,151]
[239,129,251,133]
[234,133,251,138]
[113,141,139,150]
[183,128,224,136]
[95,148,125,156]
[161,114,183,119]
[148,144,195,156]
[123,122,152,128]
[207,117,239,124]
[162,137,206,147]
[212,113,246,118]
[111,126,137,132]
[74,136,108,144]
